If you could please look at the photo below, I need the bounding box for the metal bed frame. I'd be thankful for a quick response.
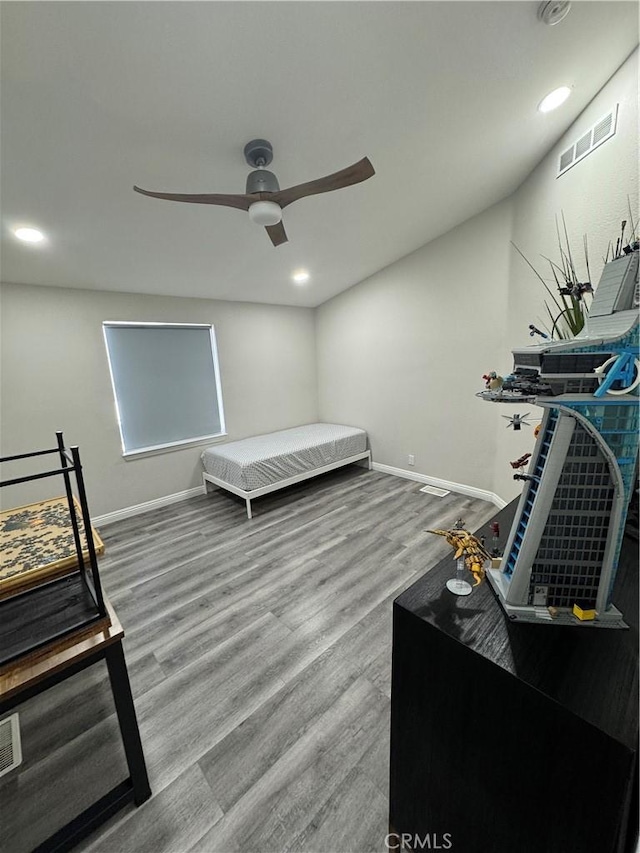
[203,449,372,519]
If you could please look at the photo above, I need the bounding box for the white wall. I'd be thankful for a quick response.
[0,283,317,515]
[316,198,513,496]
[317,49,638,503]
[2,52,636,516]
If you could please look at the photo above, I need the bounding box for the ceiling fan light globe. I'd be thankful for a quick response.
[248,201,282,227]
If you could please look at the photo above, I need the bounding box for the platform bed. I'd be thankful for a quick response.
[201,423,371,519]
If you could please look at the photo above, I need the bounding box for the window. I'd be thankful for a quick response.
[103,322,225,456]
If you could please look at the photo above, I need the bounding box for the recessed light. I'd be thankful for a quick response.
[538,86,571,113]
[537,1,571,26]
[292,270,310,284]
[14,227,45,243]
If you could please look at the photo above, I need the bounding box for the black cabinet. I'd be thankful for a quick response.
[389,501,638,853]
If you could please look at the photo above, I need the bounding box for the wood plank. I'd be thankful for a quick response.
[136,612,294,791]
[83,764,223,853]
[190,677,389,853]
[272,534,408,630]
[284,765,389,853]
[16,652,165,761]
[198,594,395,812]
[0,714,128,852]
[0,468,496,852]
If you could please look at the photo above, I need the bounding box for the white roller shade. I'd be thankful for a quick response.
[103,322,225,455]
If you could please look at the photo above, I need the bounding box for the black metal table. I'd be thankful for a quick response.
[0,596,151,852]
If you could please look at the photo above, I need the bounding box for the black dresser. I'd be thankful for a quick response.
[389,500,639,853]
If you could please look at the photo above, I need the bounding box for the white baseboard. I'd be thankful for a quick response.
[93,465,506,527]
[371,462,507,509]
[93,485,206,527]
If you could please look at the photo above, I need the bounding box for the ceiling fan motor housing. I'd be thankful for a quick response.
[246,169,280,194]
[244,139,274,169]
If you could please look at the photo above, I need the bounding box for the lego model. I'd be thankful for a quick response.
[528,324,549,340]
[502,412,533,431]
[510,453,532,471]
[482,371,504,391]
[489,521,501,561]
[479,248,639,627]
[426,527,491,586]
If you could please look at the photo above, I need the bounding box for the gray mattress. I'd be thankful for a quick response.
[201,423,368,492]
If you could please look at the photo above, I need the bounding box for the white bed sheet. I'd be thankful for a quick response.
[201,423,368,491]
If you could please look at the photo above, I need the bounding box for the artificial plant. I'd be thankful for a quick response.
[512,212,592,340]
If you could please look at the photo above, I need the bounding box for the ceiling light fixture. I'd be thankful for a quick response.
[14,227,45,243]
[248,200,282,227]
[292,270,310,284]
[537,1,571,26]
[538,86,571,113]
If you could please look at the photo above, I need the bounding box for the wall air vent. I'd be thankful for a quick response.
[419,485,450,497]
[575,129,592,158]
[557,105,618,177]
[0,714,22,778]
[559,146,574,172]
[593,112,613,145]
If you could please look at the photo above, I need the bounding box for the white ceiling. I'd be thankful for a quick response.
[1,2,637,308]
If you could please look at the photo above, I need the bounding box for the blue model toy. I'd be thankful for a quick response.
[479,248,639,627]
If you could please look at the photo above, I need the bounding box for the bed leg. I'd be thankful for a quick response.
[246,498,252,520]
[368,453,372,470]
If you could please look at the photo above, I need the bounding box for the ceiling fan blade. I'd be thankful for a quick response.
[265,221,288,247]
[133,186,255,212]
[272,157,374,209]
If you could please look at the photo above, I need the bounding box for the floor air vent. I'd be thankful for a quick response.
[419,485,450,497]
[0,714,22,778]
[557,105,618,177]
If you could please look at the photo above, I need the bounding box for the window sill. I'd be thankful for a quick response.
[122,433,228,461]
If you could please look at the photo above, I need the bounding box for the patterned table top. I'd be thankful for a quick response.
[0,496,104,597]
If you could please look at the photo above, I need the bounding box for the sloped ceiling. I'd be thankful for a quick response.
[1,1,637,307]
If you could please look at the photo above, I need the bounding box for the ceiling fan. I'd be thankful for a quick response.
[134,139,375,247]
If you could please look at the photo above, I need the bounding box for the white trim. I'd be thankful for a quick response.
[93,486,205,527]
[371,462,506,509]
[93,455,502,527]
[122,432,227,459]
[102,321,214,329]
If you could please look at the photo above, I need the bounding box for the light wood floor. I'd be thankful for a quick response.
[2,467,495,853]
